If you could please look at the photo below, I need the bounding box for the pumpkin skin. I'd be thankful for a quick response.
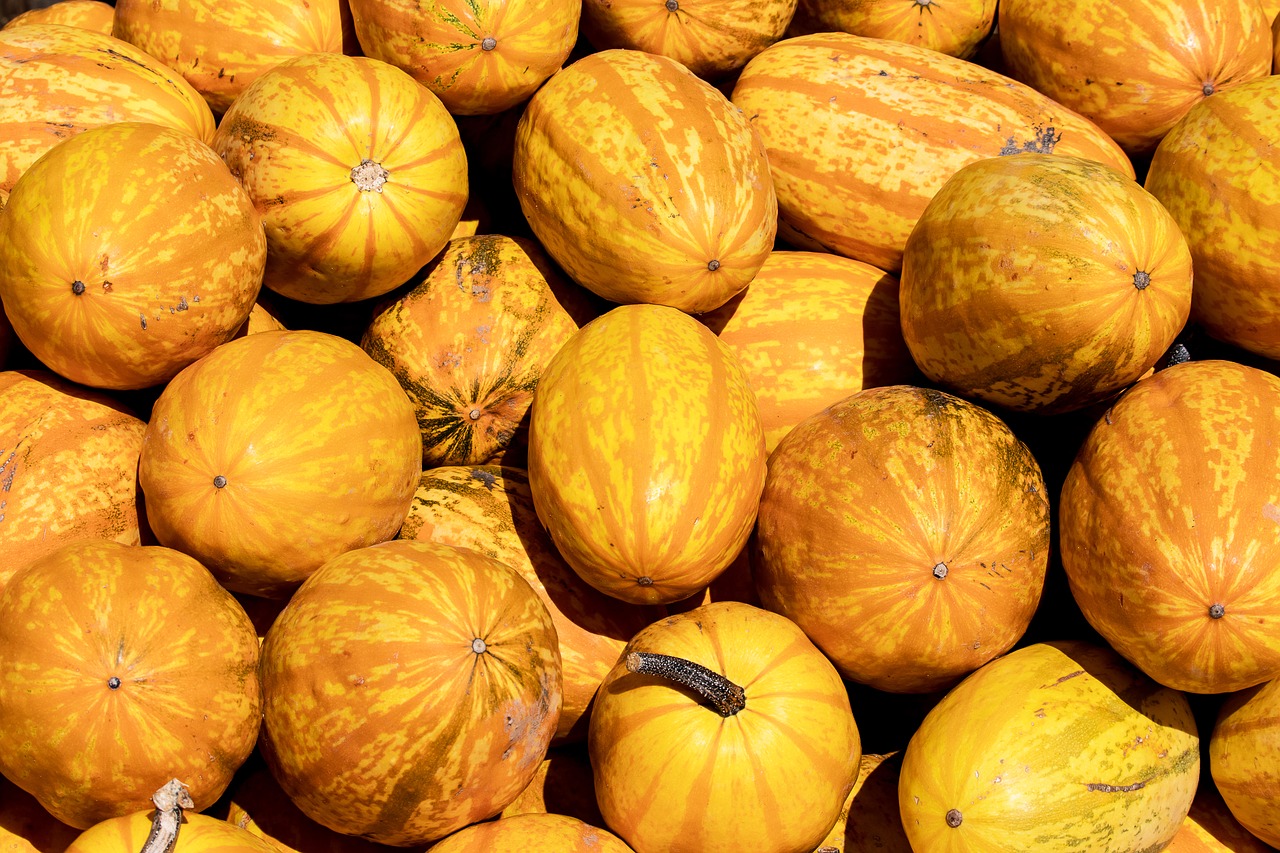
[1144,76,1280,361]
[899,641,1200,852]
[789,0,996,60]
[213,53,469,305]
[66,812,276,853]
[513,49,777,313]
[430,814,633,853]
[259,539,562,847]
[347,0,580,115]
[729,33,1133,273]
[0,774,81,853]
[1210,678,1280,848]
[699,251,915,453]
[997,0,1272,154]
[498,747,603,825]
[138,330,421,598]
[0,540,261,829]
[111,0,345,115]
[0,121,266,390]
[900,154,1192,414]
[399,466,661,742]
[1165,783,1277,852]
[528,304,767,605]
[3,1,113,33]
[0,24,214,205]
[1060,361,1280,694]
[811,752,911,853]
[361,236,589,467]
[590,602,860,853]
[0,370,146,591]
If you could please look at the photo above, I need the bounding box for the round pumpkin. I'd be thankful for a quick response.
[498,747,603,825]
[430,814,633,853]
[0,121,265,390]
[997,0,1272,154]
[3,0,113,33]
[1210,678,1280,848]
[811,752,911,853]
[788,0,996,59]
[1060,360,1280,694]
[899,641,1200,852]
[67,806,276,853]
[259,539,562,846]
[729,33,1133,273]
[213,52,469,305]
[0,539,261,829]
[899,153,1192,414]
[347,0,580,115]
[360,236,591,467]
[590,601,860,853]
[1166,783,1277,852]
[513,49,777,313]
[0,774,81,853]
[1144,76,1280,361]
[111,0,346,115]
[231,300,286,340]
[0,305,11,367]
[528,304,767,605]
[138,329,421,598]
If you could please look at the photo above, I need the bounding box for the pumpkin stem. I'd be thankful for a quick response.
[141,779,194,853]
[625,651,746,717]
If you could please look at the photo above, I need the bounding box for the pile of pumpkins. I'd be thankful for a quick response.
[0,0,1278,850]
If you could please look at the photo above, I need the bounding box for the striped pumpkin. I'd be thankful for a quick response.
[789,0,996,59]
[213,53,468,305]
[2,0,113,33]
[431,814,633,853]
[0,775,81,853]
[1145,76,1280,360]
[1166,783,1277,852]
[899,641,1200,852]
[498,748,603,825]
[528,304,767,605]
[259,539,562,846]
[513,49,777,313]
[1210,678,1280,848]
[997,0,1272,154]
[0,23,214,205]
[900,154,1192,414]
[0,540,261,829]
[66,811,276,853]
[347,0,580,115]
[729,33,1132,273]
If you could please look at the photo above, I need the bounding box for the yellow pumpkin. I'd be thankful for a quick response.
[789,0,996,59]
[2,0,113,33]
[1210,678,1280,847]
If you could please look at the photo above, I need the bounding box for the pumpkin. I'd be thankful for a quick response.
[899,641,1200,852]
[997,0,1272,154]
[513,49,776,313]
[2,0,113,33]
[788,0,996,60]
[699,251,915,453]
[0,306,11,367]
[729,33,1133,273]
[398,466,660,741]
[138,329,421,598]
[1060,360,1280,694]
[111,0,346,115]
[212,53,469,305]
[346,0,580,115]
[0,774,81,853]
[1144,76,1280,361]
[811,752,911,853]
[1166,783,1277,852]
[65,789,276,853]
[528,304,767,605]
[0,121,265,390]
[1210,677,1280,848]
[754,386,1050,693]
[259,539,562,846]
[431,814,633,853]
[231,301,287,341]
[498,747,603,825]
[0,24,214,205]
[0,540,261,829]
[0,370,147,591]
[360,236,591,467]
[579,0,796,79]
[589,601,860,853]
[899,153,1192,414]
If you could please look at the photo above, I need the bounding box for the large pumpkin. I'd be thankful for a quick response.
[513,49,776,313]
[259,539,562,846]
[899,153,1192,414]
[899,641,1200,852]
[788,0,996,59]
[0,122,265,390]
[0,540,261,829]
[528,304,767,605]
[430,814,633,853]
[1210,678,1280,848]
[213,53,468,305]
[2,0,113,33]
[729,33,1132,273]
[138,330,421,598]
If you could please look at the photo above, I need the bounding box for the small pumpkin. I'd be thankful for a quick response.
[431,814,633,853]
[811,753,911,853]
[66,785,276,853]
[1166,782,1277,852]
[1210,678,1280,848]
[788,0,996,59]
[2,0,113,33]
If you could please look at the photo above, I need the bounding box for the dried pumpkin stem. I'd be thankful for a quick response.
[141,779,194,853]
[625,651,746,717]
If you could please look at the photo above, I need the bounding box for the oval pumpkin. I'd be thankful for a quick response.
[3,1,113,33]
[1209,678,1280,848]
[66,809,275,853]
[788,0,996,60]
[430,814,633,853]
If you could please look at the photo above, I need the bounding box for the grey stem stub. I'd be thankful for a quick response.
[107,676,121,689]
[626,651,747,717]
[1133,270,1152,290]
[71,280,86,295]
[666,0,679,9]
[481,35,497,50]
[472,637,488,654]
[933,562,949,580]
[1209,603,1226,619]
[1203,82,1215,96]
[946,809,963,828]
[213,475,228,489]
[707,259,721,271]
[351,159,390,193]
[468,409,482,421]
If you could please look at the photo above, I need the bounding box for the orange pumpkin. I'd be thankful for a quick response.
[231,301,287,341]
[997,0,1272,153]
[0,540,261,829]
[0,121,265,390]
[3,1,113,33]
[138,330,421,597]
[811,753,911,853]
[432,814,633,852]
[513,49,777,313]
[0,774,80,853]
[899,154,1192,414]
[590,601,860,853]
[789,0,996,59]
[498,747,603,825]
[1210,678,1280,848]
[111,0,346,115]
[66,802,276,853]
[0,306,11,367]
[259,539,562,846]
[1166,782,1277,852]
[347,0,580,115]
[213,53,469,305]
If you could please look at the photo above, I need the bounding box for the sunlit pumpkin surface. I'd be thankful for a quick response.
[789,0,997,59]
[1210,678,1280,848]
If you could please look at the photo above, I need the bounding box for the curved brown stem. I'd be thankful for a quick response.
[625,651,746,717]
[141,779,194,853]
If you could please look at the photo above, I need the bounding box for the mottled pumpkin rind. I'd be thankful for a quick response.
[429,814,633,853]
[1209,679,1280,848]
[788,0,997,59]
[66,810,277,853]
[2,1,114,34]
